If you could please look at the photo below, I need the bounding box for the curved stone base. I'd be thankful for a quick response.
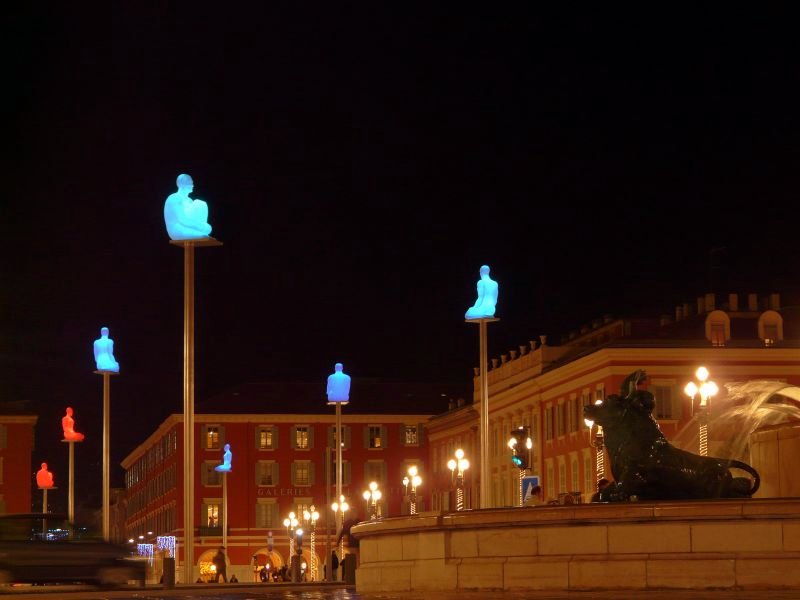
[352,499,800,592]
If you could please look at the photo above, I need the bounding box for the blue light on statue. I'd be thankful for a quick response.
[93,327,120,372]
[327,363,351,404]
[164,173,213,240]
[215,443,232,472]
[465,265,499,319]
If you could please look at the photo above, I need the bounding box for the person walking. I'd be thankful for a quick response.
[331,550,339,581]
[212,547,228,583]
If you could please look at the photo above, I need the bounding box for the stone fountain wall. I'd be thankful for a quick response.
[353,500,800,592]
[750,423,800,497]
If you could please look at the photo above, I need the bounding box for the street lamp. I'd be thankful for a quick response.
[402,466,422,515]
[507,427,532,506]
[447,449,470,511]
[331,495,349,568]
[584,400,606,482]
[362,481,383,520]
[684,366,718,456]
[302,507,319,581]
[282,512,300,562]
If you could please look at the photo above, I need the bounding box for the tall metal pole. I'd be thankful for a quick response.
[335,404,343,541]
[222,471,228,551]
[477,318,497,508]
[102,372,110,541]
[173,237,221,585]
[68,442,75,523]
[183,242,195,586]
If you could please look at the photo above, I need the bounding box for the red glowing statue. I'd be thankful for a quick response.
[36,463,54,489]
[61,407,85,442]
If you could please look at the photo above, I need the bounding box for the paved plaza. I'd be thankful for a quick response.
[1,584,800,600]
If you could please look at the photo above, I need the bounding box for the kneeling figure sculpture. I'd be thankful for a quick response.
[583,370,759,501]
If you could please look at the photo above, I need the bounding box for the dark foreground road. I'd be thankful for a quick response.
[1,584,799,600]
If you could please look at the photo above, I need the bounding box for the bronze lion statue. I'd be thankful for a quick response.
[583,370,759,501]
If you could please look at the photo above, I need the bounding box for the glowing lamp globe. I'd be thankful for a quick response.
[164,174,213,240]
[326,363,351,404]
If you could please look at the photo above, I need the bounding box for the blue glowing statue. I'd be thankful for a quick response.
[465,265,499,319]
[93,327,120,372]
[164,173,213,240]
[327,363,351,404]
[215,443,232,472]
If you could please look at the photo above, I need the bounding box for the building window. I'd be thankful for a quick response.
[295,426,309,449]
[403,425,419,445]
[595,387,605,403]
[256,461,277,486]
[568,397,578,433]
[544,406,554,441]
[559,462,566,494]
[571,456,579,492]
[367,425,383,449]
[763,324,778,346]
[710,323,726,346]
[258,427,275,450]
[202,462,221,486]
[556,403,565,437]
[365,460,386,484]
[546,461,555,501]
[204,426,220,450]
[292,461,313,486]
[583,453,593,494]
[705,310,730,346]
[652,385,674,419]
[331,459,352,486]
[206,504,219,528]
[758,310,783,346]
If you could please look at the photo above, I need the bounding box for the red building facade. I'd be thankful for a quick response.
[121,381,448,582]
[0,410,38,515]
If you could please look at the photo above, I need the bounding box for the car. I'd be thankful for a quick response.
[0,513,145,587]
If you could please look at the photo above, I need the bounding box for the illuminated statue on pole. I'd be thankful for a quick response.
[62,407,85,442]
[93,327,120,372]
[215,443,232,472]
[37,463,54,489]
[164,173,213,240]
[327,363,351,404]
[465,265,499,319]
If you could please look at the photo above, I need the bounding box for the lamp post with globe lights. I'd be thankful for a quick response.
[331,495,349,566]
[302,507,320,581]
[447,449,469,511]
[584,399,606,481]
[402,466,422,515]
[684,366,719,456]
[362,482,383,520]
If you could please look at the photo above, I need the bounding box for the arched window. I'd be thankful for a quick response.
[704,310,730,347]
[758,310,784,346]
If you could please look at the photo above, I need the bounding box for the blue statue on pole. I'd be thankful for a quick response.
[327,363,351,404]
[215,443,232,472]
[465,265,499,319]
[93,327,120,372]
[164,173,213,240]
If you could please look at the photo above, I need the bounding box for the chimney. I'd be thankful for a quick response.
[539,335,548,346]
[704,293,715,312]
[697,296,705,314]
[683,302,691,317]
[659,314,672,326]
[603,314,613,324]
[728,293,739,312]
[675,305,684,321]
[500,353,509,364]
[592,319,602,329]
[473,367,480,377]
[519,344,529,356]
[770,293,781,311]
[748,293,758,311]
[580,325,589,335]
[529,340,538,351]
[509,350,518,360]
[457,397,465,407]
[491,358,500,369]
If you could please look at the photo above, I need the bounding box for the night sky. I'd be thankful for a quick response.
[2,6,799,513]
